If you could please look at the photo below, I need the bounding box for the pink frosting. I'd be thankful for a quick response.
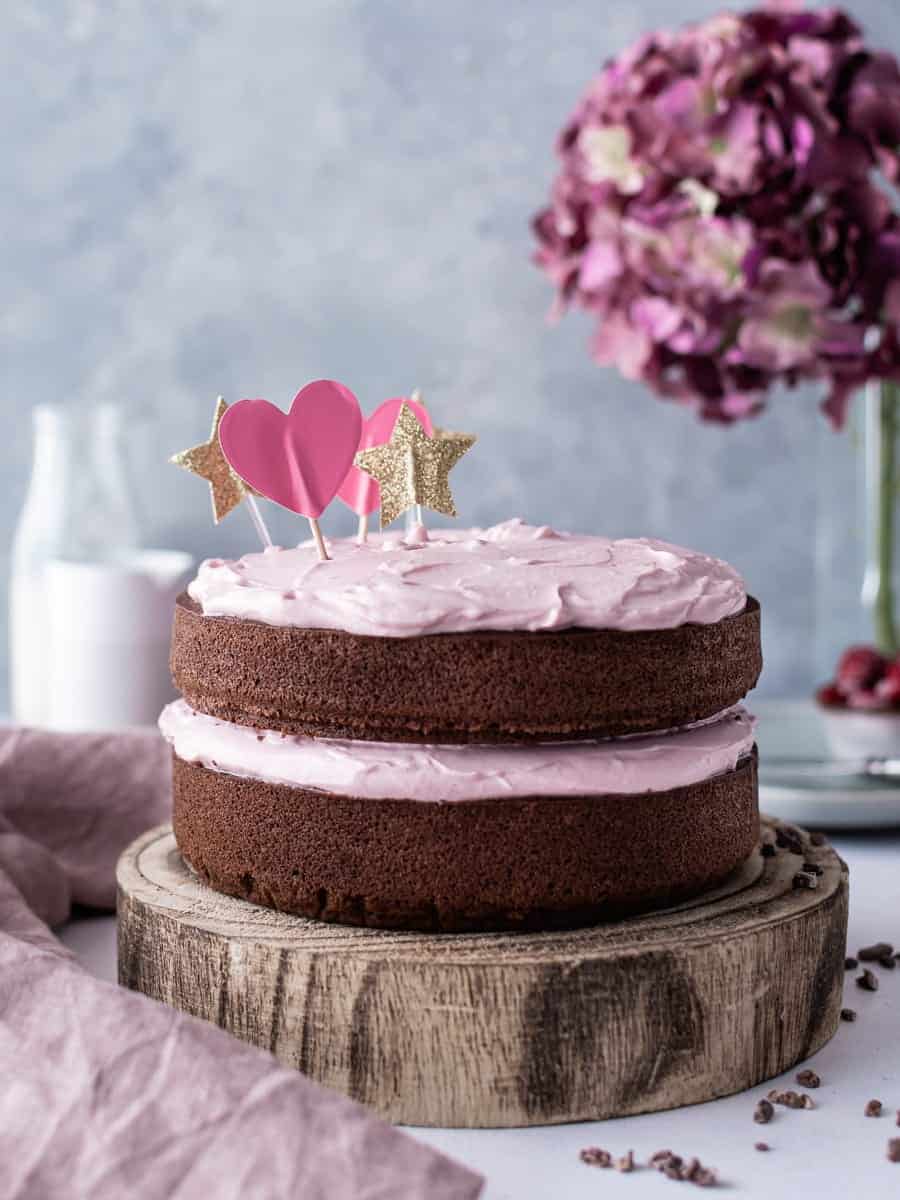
[158,700,756,802]
[187,519,747,636]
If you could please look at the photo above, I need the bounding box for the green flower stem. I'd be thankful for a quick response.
[874,380,899,656]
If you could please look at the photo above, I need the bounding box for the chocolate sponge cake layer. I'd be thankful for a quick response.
[171,594,761,743]
[172,751,759,933]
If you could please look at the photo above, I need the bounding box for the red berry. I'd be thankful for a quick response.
[816,683,845,708]
[875,661,900,707]
[847,688,886,710]
[835,646,887,697]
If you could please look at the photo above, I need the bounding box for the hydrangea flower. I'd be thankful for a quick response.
[532,5,900,424]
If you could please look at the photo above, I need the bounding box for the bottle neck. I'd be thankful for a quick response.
[16,403,139,561]
[29,405,74,491]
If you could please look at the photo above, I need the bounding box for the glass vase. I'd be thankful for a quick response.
[861,380,900,656]
[815,379,900,680]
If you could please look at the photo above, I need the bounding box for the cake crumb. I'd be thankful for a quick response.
[615,1151,635,1173]
[754,1142,770,1152]
[888,1138,900,1163]
[866,1099,883,1118]
[797,1069,821,1088]
[841,1007,858,1022]
[845,956,859,970]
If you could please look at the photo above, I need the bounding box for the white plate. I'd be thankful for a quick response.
[756,699,900,829]
[759,778,900,829]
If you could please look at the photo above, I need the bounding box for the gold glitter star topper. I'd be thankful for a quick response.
[170,396,272,545]
[354,401,476,528]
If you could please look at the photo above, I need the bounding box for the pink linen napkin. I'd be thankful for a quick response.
[0,727,483,1200]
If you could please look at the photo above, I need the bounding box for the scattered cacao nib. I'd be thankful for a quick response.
[796,1069,821,1088]
[651,1150,718,1187]
[760,843,776,859]
[754,1099,774,1124]
[845,957,859,970]
[792,872,818,890]
[776,828,803,855]
[859,942,893,962]
[615,1151,635,1173]
[768,1089,811,1110]
[579,1147,612,1167]
[809,832,827,846]
[857,968,879,992]
[802,862,824,876]
[693,1168,718,1188]
[879,955,897,970]
[866,1099,883,1118]
[841,1008,858,1022]
[888,1138,900,1163]
[754,1142,770,1152]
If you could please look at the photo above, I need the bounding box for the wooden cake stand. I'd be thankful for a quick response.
[117,817,848,1128]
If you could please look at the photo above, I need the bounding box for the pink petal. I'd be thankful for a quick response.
[579,241,623,291]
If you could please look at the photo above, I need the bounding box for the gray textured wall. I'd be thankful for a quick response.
[5,0,898,710]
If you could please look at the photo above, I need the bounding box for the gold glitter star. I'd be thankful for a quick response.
[169,396,252,523]
[354,401,476,528]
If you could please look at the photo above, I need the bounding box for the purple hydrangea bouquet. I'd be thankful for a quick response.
[533,3,900,700]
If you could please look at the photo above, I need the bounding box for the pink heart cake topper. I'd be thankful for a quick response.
[338,395,433,516]
[219,380,362,519]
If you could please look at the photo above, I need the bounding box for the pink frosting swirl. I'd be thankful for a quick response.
[187,519,746,636]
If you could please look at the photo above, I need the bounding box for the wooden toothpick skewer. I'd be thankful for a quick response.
[357,513,369,544]
[308,518,330,561]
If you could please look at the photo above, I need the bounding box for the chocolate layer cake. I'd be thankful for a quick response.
[161,519,762,931]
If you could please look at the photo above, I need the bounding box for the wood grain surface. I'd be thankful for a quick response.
[117,817,848,1128]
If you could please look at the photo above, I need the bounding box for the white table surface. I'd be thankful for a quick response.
[58,703,900,1198]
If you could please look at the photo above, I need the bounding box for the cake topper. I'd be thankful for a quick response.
[218,380,362,561]
[354,401,476,531]
[170,396,273,547]
[338,392,433,543]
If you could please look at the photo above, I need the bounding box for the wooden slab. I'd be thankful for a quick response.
[117,817,848,1128]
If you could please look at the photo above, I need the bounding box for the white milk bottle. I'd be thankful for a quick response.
[9,403,192,728]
